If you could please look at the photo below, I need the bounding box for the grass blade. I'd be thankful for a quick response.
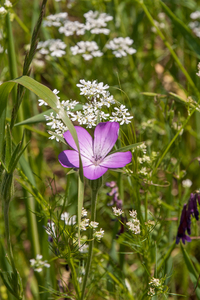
[0,82,15,158]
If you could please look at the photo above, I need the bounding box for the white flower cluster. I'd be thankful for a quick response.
[41,10,136,60]
[45,221,56,237]
[189,12,200,38]
[182,179,192,188]
[79,208,104,240]
[126,210,140,234]
[148,277,162,297]
[37,39,67,58]
[93,228,104,241]
[61,212,76,225]
[43,12,68,27]
[42,90,79,141]
[112,207,123,216]
[30,254,50,273]
[105,37,136,57]
[84,10,113,35]
[70,41,103,60]
[44,10,113,36]
[74,79,133,126]
[0,0,12,14]
[40,79,133,140]
[132,143,147,154]
[151,13,166,33]
[59,20,86,36]
[190,11,200,19]
[137,155,151,164]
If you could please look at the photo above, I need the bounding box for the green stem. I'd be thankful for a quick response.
[4,201,16,273]
[81,187,98,300]
[145,191,148,223]
[6,13,24,140]
[139,1,200,99]
[69,254,81,299]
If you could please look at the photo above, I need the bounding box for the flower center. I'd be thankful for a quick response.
[92,155,102,166]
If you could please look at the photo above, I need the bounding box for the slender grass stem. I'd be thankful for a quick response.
[81,187,98,300]
[69,254,81,298]
[6,13,24,140]
[4,201,16,273]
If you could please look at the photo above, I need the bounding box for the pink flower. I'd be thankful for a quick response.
[58,122,132,180]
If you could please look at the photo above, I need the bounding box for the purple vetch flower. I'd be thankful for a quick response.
[58,122,132,180]
[176,204,191,244]
[176,193,200,244]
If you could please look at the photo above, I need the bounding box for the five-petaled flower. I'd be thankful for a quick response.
[58,122,132,180]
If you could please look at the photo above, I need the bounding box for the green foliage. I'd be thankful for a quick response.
[1,0,200,299]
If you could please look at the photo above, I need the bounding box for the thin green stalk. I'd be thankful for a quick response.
[69,255,81,299]
[6,13,24,140]
[81,186,98,300]
[139,1,200,99]
[145,192,148,223]
[4,202,16,273]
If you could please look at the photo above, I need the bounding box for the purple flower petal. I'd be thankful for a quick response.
[58,150,92,168]
[63,127,93,159]
[83,164,108,180]
[93,122,119,159]
[100,151,132,168]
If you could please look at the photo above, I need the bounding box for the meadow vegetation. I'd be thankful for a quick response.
[1,0,200,299]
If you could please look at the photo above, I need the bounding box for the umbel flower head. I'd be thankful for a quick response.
[58,122,132,180]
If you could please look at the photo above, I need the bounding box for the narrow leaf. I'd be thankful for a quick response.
[8,141,30,174]
[16,169,49,210]
[5,124,12,169]
[141,92,166,98]
[110,142,144,154]
[15,109,55,126]
[0,82,15,158]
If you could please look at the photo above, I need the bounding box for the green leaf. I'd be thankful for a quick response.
[15,109,55,126]
[8,139,30,174]
[141,92,166,98]
[180,243,200,298]
[16,169,49,210]
[110,142,144,154]
[0,81,15,158]
[5,124,12,169]
[160,0,200,57]
[0,156,7,171]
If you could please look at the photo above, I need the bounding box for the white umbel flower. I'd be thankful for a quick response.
[70,41,103,60]
[30,255,50,272]
[112,207,123,216]
[106,37,136,57]
[61,212,76,225]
